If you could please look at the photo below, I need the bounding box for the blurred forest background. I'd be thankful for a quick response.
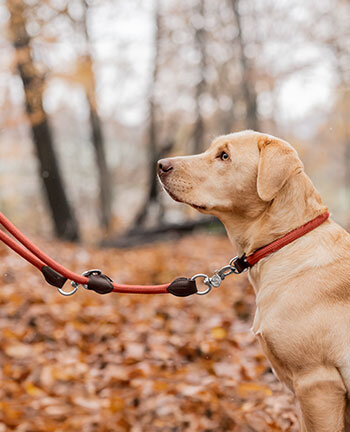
[0,0,349,431]
[0,0,349,241]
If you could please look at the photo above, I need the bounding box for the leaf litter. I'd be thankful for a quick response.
[0,233,298,431]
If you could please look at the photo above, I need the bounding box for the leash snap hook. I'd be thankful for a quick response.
[217,265,235,280]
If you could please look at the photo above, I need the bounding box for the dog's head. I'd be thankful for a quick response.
[157,131,304,220]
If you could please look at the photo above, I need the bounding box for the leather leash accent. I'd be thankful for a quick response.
[42,265,67,289]
[0,210,329,297]
[167,277,198,297]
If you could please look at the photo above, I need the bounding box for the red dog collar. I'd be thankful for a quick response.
[233,211,330,272]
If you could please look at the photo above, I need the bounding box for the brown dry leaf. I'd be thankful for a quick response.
[211,326,227,339]
[4,342,33,359]
[238,382,273,398]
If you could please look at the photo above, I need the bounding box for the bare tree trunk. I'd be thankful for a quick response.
[231,0,259,131]
[133,0,162,227]
[192,0,207,153]
[81,1,112,230]
[7,0,79,241]
[88,94,112,229]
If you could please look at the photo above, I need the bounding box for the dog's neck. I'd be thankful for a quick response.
[220,172,328,257]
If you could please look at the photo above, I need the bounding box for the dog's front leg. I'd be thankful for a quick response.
[294,366,346,432]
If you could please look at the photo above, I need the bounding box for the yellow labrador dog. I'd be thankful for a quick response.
[157,130,350,432]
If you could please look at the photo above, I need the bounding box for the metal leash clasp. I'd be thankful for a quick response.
[57,284,78,297]
[190,273,213,296]
[191,268,228,296]
[57,269,102,296]
[190,256,248,296]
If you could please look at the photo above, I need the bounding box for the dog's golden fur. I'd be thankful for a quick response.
[158,130,350,432]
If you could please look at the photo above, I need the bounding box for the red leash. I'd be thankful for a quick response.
[0,212,172,295]
[0,211,329,297]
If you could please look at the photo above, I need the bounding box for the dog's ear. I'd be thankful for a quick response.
[257,137,303,202]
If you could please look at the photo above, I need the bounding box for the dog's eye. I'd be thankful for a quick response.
[219,151,229,161]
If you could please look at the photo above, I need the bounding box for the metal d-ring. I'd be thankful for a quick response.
[57,282,78,297]
[191,273,213,296]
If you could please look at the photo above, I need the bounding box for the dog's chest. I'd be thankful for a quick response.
[252,308,294,389]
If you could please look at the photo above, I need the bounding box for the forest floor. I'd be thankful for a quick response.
[0,232,298,432]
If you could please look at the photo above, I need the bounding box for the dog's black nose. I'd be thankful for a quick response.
[157,158,173,174]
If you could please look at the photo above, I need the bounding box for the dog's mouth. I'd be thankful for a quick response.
[190,203,207,211]
[161,183,207,211]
